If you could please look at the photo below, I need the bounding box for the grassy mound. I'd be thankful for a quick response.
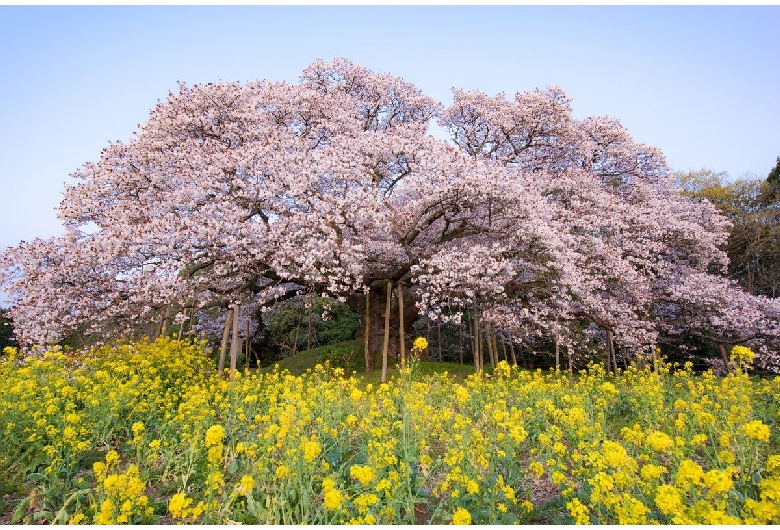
[265,339,476,383]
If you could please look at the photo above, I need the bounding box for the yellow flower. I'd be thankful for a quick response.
[551,471,567,485]
[451,506,471,525]
[413,337,428,351]
[236,475,255,495]
[105,450,120,468]
[602,440,629,467]
[703,468,734,496]
[275,464,290,480]
[324,488,344,511]
[322,477,336,492]
[675,459,704,489]
[94,498,116,525]
[718,450,736,464]
[528,461,544,478]
[350,464,376,486]
[375,478,391,494]
[731,345,755,364]
[93,461,107,478]
[566,498,590,525]
[205,424,225,447]
[646,431,674,452]
[612,494,649,524]
[453,386,469,405]
[131,421,144,438]
[354,493,379,513]
[588,472,614,502]
[655,484,683,515]
[640,464,667,481]
[743,420,770,442]
[168,492,193,519]
[303,440,322,462]
[599,382,618,396]
[745,498,780,524]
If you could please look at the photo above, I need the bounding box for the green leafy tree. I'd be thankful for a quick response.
[0,308,18,351]
[262,296,360,359]
[676,169,780,297]
[767,156,780,186]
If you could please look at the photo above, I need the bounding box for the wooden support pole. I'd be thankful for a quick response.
[218,308,233,373]
[398,282,406,368]
[364,288,372,373]
[229,302,241,381]
[381,281,392,383]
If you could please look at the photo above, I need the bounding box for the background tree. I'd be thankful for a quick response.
[767,156,780,187]
[676,169,780,298]
[0,308,17,352]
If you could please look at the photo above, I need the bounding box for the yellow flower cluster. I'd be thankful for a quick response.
[1,338,778,524]
[413,337,429,351]
[92,455,153,524]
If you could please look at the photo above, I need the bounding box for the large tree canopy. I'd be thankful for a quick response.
[2,58,779,371]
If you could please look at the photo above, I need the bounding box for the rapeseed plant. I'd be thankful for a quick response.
[1,338,778,524]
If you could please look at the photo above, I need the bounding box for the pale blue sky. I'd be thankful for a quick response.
[1,5,779,256]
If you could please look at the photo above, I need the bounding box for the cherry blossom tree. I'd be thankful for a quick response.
[1,58,778,373]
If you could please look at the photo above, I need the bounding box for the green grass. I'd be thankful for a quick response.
[261,340,476,383]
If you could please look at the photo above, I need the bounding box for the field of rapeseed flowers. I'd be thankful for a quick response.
[1,337,778,524]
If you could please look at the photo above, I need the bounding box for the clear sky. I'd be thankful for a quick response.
[1,5,779,256]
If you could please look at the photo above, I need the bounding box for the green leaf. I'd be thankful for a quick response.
[246,495,258,518]
[11,497,32,524]
[32,510,54,522]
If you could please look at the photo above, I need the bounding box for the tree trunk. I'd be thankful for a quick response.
[509,337,518,366]
[364,289,372,372]
[567,345,573,376]
[307,293,313,352]
[486,323,496,369]
[245,313,250,368]
[458,313,464,365]
[187,307,195,337]
[292,298,303,355]
[437,320,443,362]
[218,308,233,373]
[719,343,730,374]
[555,339,560,373]
[349,282,417,363]
[381,281,392,383]
[492,328,500,363]
[612,341,619,375]
[472,305,481,372]
[398,282,406,368]
[229,302,241,381]
[177,308,186,340]
[606,330,618,375]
